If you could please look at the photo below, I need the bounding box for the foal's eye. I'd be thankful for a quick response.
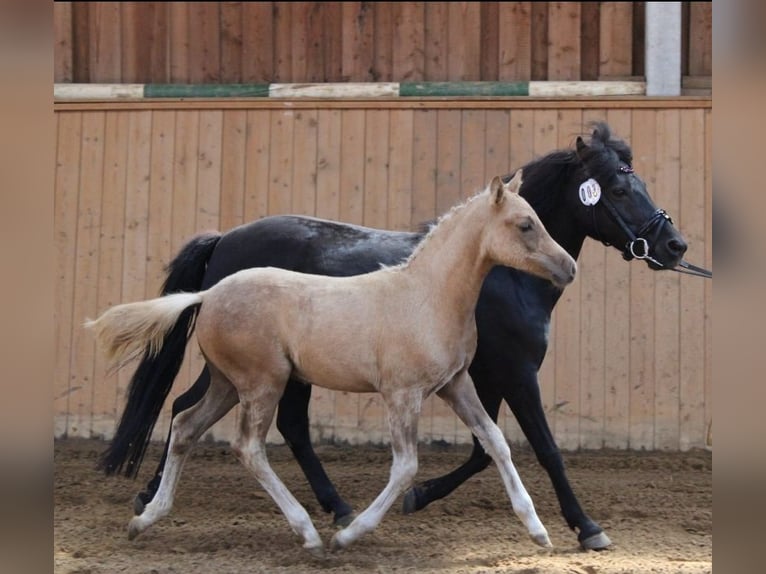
[519,221,534,233]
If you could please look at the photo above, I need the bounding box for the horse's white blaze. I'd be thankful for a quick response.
[88,171,574,551]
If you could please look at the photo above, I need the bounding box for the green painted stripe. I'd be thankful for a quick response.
[399,82,529,97]
[144,84,271,98]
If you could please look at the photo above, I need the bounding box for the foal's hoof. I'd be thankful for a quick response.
[329,532,349,552]
[127,518,144,541]
[304,543,326,558]
[579,531,612,551]
[530,531,553,548]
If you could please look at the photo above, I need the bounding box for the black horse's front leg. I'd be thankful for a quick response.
[276,379,355,527]
[133,368,212,515]
[506,374,611,550]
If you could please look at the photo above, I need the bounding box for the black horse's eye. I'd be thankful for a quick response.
[611,187,626,196]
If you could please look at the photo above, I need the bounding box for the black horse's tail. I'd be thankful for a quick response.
[98,232,223,478]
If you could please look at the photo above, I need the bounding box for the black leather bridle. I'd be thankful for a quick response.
[592,165,713,279]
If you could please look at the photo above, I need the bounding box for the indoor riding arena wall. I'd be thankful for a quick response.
[53,98,712,452]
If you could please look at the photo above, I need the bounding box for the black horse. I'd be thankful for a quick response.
[99,122,691,550]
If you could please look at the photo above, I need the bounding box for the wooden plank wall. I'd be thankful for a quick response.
[54,99,713,451]
[53,2,712,84]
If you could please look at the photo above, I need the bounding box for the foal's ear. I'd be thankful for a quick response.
[489,175,505,205]
[503,169,523,195]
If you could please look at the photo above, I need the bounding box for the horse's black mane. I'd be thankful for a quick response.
[508,121,634,218]
[416,122,633,233]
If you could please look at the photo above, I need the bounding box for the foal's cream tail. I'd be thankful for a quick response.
[85,292,203,372]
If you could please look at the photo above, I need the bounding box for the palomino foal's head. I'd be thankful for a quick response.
[484,170,577,289]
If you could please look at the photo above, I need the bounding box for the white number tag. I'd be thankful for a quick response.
[578,178,601,206]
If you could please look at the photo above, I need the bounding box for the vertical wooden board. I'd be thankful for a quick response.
[121,2,167,83]
[632,2,645,77]
[189,2,221,83]
[480,2,499,81]
[273,1,293,81]
[89,2,122,82]
[290,2,309,81]
[498,2,532,81]
[91,112,128,439]
[393,2,425,81]
[339,110,365,225]
[72,2,90,82]
[653,109,681,450]
[602,108,632,448]
[688,2,712,76]
[341,2,374,81]
[578,108,608,449]
[321,2,343,81]
[529,1,548,80]
[435,110,462,215]
[703,108,712,449]
[447,2,481,80]
[220,110,247,231]
[54,112,82,434]
[484,110,510,182]
[508,108,535,170]
[411,110,437,228]
[552,109,583,449]
[69,112,105,437]
[315,109,342,221]
[599,2,633,78]
[196,110,223,231]
[388,110,414,231]
[144,111,176,436]
[460,110,486,198]
[424,2,448,81]
[242,1,274,82]
[547,2,581,80]
[532,109,558,430]
[220,1,243,82]
[373,2,393,81]
[678,109,706,450]
[579,1,600,81]
[117,111,152,428]
[304,2,326,82]
[628,109,656,450]
[244,110,271,221]
[267,109,295,215]
[291,109,319,216]
[168,110,200,410]
[362,110,390,229]
[54,2,74,82]
[168,2,190,83]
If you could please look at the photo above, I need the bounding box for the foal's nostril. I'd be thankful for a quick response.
[668,238,688,256]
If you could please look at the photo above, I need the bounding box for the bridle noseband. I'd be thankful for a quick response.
[590,165,712,279]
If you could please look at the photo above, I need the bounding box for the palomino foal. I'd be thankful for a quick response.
[87,171,576,554]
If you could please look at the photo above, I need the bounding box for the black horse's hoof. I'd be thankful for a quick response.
[401,487,420,515]
[133,491,153,516]
[333,511,356,528]
[579,530,612,551]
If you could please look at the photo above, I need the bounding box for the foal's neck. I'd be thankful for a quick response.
[402,195,492,318]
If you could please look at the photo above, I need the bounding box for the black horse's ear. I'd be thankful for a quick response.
[575,136,588,157]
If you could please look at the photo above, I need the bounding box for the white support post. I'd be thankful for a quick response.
[645,2,682,96]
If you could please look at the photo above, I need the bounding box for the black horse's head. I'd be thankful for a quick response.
[571,122,688,270]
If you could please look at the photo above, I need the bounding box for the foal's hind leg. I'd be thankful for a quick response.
[234,385,324,554]
[330,389,422,551]
[128,371,238,540]
[437,370,552,548]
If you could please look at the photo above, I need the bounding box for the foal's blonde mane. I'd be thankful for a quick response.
[384,184,491,272]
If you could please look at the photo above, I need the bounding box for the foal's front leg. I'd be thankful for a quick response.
[330,389,423,550]
[437,370,552,548]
